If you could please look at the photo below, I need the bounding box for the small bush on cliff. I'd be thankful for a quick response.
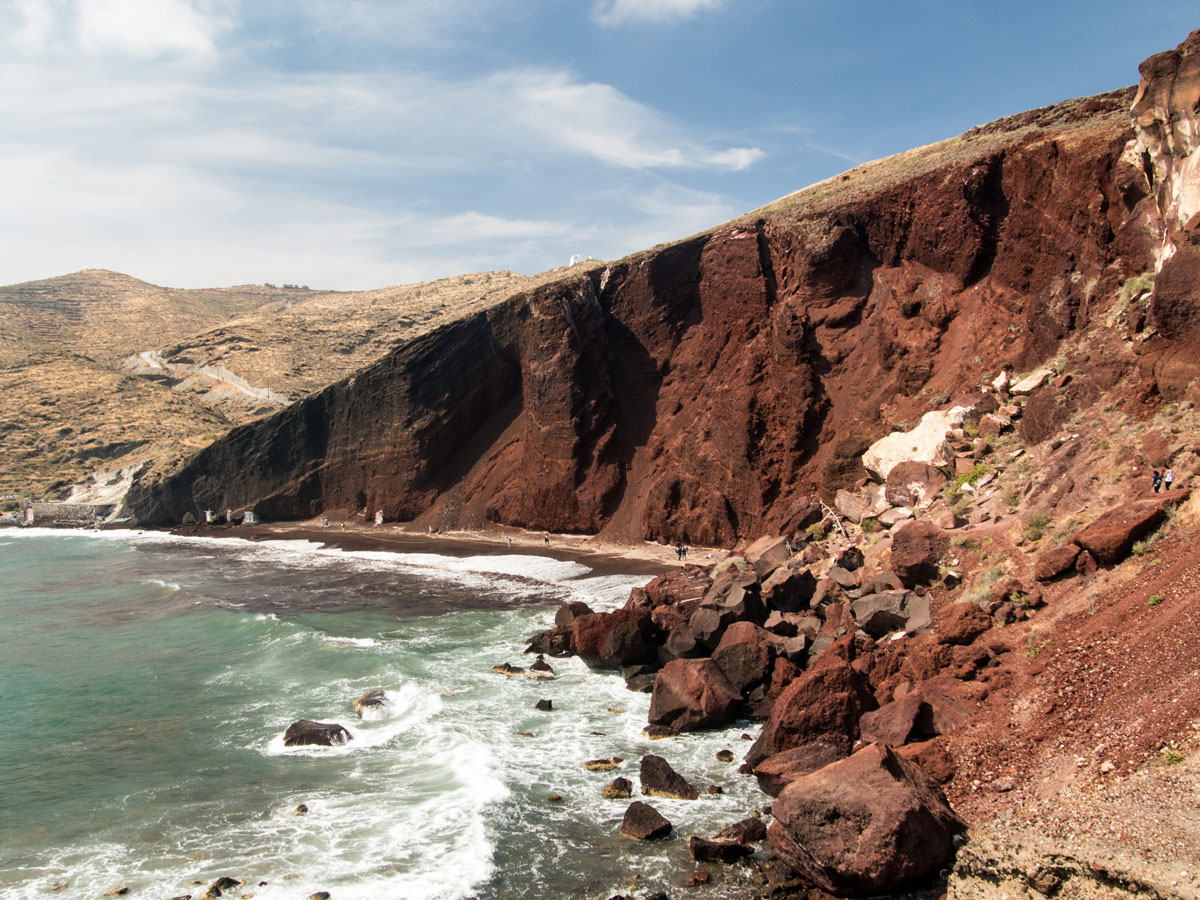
[947,463,991,497]
[805,522,827,541]
[1148,594,1164,606]
[1024,513,1052,542]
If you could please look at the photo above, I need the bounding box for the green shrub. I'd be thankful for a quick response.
[1162,748,1184,765]
[1148,593,1164,606]
[805,522,827,541]
[963,419,979,438]
[948,463,991,496]
[1024,513,1052,542]
[860,517,879,534]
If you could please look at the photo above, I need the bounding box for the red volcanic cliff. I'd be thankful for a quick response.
[129,85,1170,543]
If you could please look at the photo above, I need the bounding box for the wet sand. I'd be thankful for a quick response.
[168,519,721,581]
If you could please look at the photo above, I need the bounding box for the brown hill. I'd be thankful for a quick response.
[0,266,587,501]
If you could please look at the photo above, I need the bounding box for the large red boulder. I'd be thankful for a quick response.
[745,637,876,767]
[1034,543,1081,581]
[890,520,949,588]
[1071,493,1186,565]
[647,658,742,734]
[711,621,776,693]
[934,602,992,646]
[884,461,947,509]
[752,742,846,796]
[571,608,658,670]
[768,743,963,895]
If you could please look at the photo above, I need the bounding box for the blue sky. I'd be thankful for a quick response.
[1,1,1196,290]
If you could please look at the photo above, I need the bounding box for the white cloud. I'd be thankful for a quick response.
[76,0,226,58]
[592,0,726,27]
[706,147,765,170]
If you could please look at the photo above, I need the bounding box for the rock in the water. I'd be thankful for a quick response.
[619,801,672,840]
[603,776,633,799]
[283,719,352,747]
[525,624,572,657]
[712,817,768,844]
[528,654,555,678]
[571,609,658,670]
[768,743,963,895]
[647,658,741,734]
[293,803,309,815]
[534,698,553,711]
[640,754,699,800]
[351,689,390,718]
[689,836,752,863]
[715,748,735,763]
[583,757,624,771]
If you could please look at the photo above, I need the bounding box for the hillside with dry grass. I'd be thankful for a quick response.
[0,263,598,503]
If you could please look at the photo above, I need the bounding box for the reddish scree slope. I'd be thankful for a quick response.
[128,89,1161,542]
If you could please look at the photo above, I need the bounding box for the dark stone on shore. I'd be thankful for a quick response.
[619,801,672,840]
[583,757,624,771]
[768,743,963,895]
[621,663,658,693]
[604,776,633,799]
[640,753,699,800]
[712,817,768,844]
[571,608,659,670]
[525,624,572,657]
[535,698,553,711]
[715,749,734,762]
[283,719,352,747]
[351,689,389,717]
[689,835,752,863]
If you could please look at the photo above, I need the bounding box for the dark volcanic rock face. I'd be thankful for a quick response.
[129,92,1159,543]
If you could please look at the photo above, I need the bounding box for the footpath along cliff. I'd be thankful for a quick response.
[127,29,1200,899]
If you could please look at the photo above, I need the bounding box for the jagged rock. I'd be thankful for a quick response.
[884,462,948,509]
[851,591,929,638]
[619,801,672,840]
[711,621,776,693]
[826,564,858,589]
[760,567,816,612]
[534,698,553,711]
[859,694,928,745]
[862,407,973,482]
[890,520,949,588]
[687,604,738,650]
[571,608,658,670]
[555,601,594,627]
[529,654,555,677]
[746,637,876,767]
[712,817,768,844]
[351,689,390,718]
[878,506,914,527]
[834,545,865,572]
[525,624,572,657]
[621,663,657,693]
[603,776,633,799]
[647,658,742,734]
[752,742,847,796]
[689,836,752,863]
[640,754,699,800]
[768,743,963,895]
[935,602,992,645]
[744,535,792,577]
[835,489,869,523]
[977,413,1012,437]
[895,738,956,784]
[1071,494,1186,565]
[283,720,352,747]
[1075,549,1098,575]
[1010,368,1054,395]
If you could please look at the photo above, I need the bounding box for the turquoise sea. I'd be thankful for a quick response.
[0,529,765,900]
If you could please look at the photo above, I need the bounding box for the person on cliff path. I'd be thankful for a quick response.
[1152,470,1162,493]
[1165,468,1174,490]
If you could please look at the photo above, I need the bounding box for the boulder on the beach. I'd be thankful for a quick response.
[752,741,847,797]
[746,637,875,767]
[571,608,658,670]
[647,658,741,734]
[283,719,352,747]
[689,836,752,864]
[711,621,776,694]
[640,754,699,800]
[712,817,768,844]
[351,689,390,718]
[555,601,594,627]
[619,801,672,840]
[768,743,963,895]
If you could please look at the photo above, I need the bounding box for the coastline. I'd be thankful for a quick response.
[167,519,723,580]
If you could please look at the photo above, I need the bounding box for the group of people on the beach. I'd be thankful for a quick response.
[675,541,690,561]
[1151,468,1176,492]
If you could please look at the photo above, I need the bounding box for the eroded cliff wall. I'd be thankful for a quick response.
[130,85,1173,544]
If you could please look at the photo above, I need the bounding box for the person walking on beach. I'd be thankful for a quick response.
[506,536,512,547]
[1164,468,1175,490]
[544,532,550,546]
[1152,470,1162,493]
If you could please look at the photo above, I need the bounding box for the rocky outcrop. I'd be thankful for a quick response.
[768,743,963,895]
[128,89,1148,543]
[890,520,949,588]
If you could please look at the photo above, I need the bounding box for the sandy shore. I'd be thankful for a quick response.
[168,518,723,580]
